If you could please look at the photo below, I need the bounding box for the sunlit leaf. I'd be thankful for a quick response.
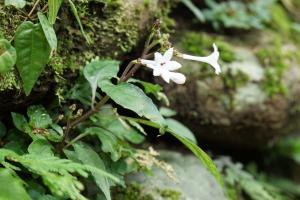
[4,0,26,8]
[48,0,62,24]
[166,118,197,144]
[38,12,57,50]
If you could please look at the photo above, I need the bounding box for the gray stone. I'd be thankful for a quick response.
[127,151,227,200]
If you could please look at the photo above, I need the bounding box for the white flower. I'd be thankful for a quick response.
[140,48,186,84]
[181,43,221,75]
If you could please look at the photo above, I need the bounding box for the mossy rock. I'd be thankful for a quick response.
[161,31,300,150]
[0,0,174,112]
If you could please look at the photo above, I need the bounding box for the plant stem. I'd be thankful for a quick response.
[27,0,41,20]
[63,36,157,144]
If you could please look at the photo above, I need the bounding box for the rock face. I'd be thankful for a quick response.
[162,32,300,150]
[0,0,173,113]
[123,151,227,200]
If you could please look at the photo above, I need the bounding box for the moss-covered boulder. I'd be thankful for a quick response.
[0,0,173,112]
[162,31,300,150]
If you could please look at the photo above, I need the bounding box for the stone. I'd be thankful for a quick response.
[124,151,227,200]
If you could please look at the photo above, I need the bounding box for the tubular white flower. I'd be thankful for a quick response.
[182,43,221,75]
[140,48,186,84]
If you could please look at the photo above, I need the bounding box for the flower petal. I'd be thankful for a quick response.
[161,71,170,83]
[182,43,221,75]
[166,61,182,71]
[140,59,157,69]
[169,72,186,84]
[154,52,164,63]
[163,48,174,61]
[153,68,162,76]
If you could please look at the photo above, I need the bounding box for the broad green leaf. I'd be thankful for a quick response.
[4,0,26,8]
[124,117,223,187]
[166,118,197,144]
[0,39,16,74]
[93,106,144,144]
[72,143,111,200]
[38,12,58,50]
[0,121,6,138]
[83,59,119,106]
[0,168,32,200]
[100,81,166,128]
[84,127,122,161]
[15,21,51,96]
[68,0,91,43]
[48,0,62,24]
[27,105,52,129]
[28,138,54,157]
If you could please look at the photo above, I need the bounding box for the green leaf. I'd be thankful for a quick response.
[84,127,122,161]
[27,105,52,129]
[166,118,197,144]
[123,117,223,187]
[72,143,112,200]
[28,138,54,157]
[83,59,119,106]
[11,112,29,132]
[170,132,223,186]
[38,12,58,50]
[0,39,17,74]
[68,0,91,43]
[93,106,145,144]
[100,81,165,128]
[0,168,32,200]
[15,21,51,96]
[48,0,62,24]
[0,121,6,138]
[4,0,26,8]
[159,107,177,117]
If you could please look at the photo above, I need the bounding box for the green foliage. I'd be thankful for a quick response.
[202,0,274,30]
[124,117,223,186]
[68,0,91,43]
[4,0,26,8]
[0,39,16,74]
[67,142,112,200]
[15,21,51,96]
[48,0,62,25]
[100,81,166,129]
[38,12,58,50]
[220,159,295,200]
[0,168,31,200]
[83,59,119,106]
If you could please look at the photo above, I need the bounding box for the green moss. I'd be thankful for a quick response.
[114,183,182,200]
[179,32,236,63]
[156,188,182,200]
[113,183,154,200]
[256,37,290,96]
[0,71,20,92]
